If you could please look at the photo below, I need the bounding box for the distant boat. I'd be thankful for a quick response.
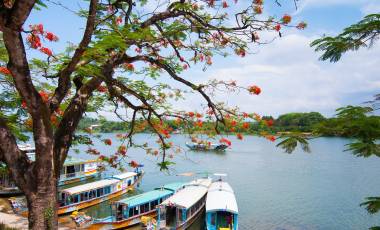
[206,174,238,230]
[88,182,186,229]
[186,142,228,151]
[0,145,101,195]
[57,172,142,215]
[157,177,212,229]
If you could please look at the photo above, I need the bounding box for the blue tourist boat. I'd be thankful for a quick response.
[88,182,186,229]
[206,175,238,230]
[157,178,212,229]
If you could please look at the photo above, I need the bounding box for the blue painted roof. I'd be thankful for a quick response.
[117,189,173,207]
[117,182,187,207]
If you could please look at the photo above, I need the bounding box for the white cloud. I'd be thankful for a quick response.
[295,0,380,15]
[179,32,380,118]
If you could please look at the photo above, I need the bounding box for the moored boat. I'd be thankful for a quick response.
[186,142,228,151]
[206,175,238,230]
[0,145,101,195]
[88,182,186,229]
[57,172,140,215]
[157,178,212,229]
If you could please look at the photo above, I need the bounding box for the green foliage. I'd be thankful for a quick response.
[276,134,310,154]
[311,14,380,62]
[315,106,380,157]
[275,112,326,132]
[361,197,380,214]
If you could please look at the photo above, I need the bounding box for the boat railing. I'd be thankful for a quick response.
[60,171,86,179]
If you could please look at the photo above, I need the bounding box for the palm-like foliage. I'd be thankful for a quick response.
[276,134,310,154]
[311,14,380,62]
[361,197,380,214]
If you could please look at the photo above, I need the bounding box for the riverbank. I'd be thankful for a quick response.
[0,198,75,230]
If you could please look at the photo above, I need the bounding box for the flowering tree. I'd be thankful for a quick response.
[0,0,304,229]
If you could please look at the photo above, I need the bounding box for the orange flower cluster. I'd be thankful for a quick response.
[249,85,261,95]
[282,14,292,24]
[104,139,112,145]
[0,66,11,75]
[26,24,58,56]
[220,138,232,146]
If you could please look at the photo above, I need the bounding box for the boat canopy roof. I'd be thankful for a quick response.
[206,181,238,214]
[155,182,186,192]
[61,179,119,195]
[63,156,98,166]
[111,172,137,180]
[161,178,211,209]
[117,189,172,207]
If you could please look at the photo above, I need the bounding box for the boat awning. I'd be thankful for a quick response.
[161,178,211,209]
[111,172,137,180]
[63,156,98,166]
[206,182,238,214]
[61,179,119,195]
[116,189,173,207]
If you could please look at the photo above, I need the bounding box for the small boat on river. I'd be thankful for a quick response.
[186,142,228,151]
[206,174,238,230]
[88,182,186,229]
[157,177,212,229]
[57,171,141,215]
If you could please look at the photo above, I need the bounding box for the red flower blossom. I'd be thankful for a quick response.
[118,145,127,156]
[282,14,292,24]
[254,5,263,14]
[267,135,276,142]
[183,64,188,70]
[104,139,112,145]
[206,56,212,65]
[196,120,203,127]
[249,85,261,95]
[0,66,11,75]
[180,57,185,62]
[254,0,263,4]
[242,122,250,129]
[40,47,52,56]
[125,63,134,71]
[116,16,123,25]
[274,24,281,32]
[219,138,232,146]
[45,32,58,42]
[30,24,44,34]
[130,160,139,168]
[21,101,27,109]
[222,1,228,8]
[39,91,49,102]
[296,22,307,30]
[188,111,195,117]
[97,85,108,92]
[237,133,243,140]
[208,0,215,7]
[230,120,237,127]
[116,133,123,138]
[265,119,274,127]
[27,34,42,49]
[196,113,202,118]
[192,3,199,10]
[243,112,249,118]
[236,48,246,57]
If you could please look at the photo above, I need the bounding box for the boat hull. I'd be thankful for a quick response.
[88,210,157,230]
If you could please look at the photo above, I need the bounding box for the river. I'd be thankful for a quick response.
[68,134,380,229]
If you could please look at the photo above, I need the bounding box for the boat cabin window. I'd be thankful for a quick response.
[133,206,139,216]
[211,213,216,225]
[96,188,104,197]
[73,194,79,203]
[128,207,133,218]
[127,180,131,186]
[89,190,96,199]
[104,186,111,194]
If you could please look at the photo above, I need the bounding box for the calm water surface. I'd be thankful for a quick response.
[69,134,380,230]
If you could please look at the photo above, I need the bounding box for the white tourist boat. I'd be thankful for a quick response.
[206,174,238,230]
[157,177,212,229]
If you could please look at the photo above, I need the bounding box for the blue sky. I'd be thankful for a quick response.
[26,0,380,118]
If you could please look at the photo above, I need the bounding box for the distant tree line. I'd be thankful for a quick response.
[77,111,378,137]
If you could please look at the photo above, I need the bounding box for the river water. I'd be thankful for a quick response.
[69,134,380,230]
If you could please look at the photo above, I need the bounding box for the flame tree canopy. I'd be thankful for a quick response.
[0,1,305,228]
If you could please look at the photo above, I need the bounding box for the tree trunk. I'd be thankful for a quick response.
[25,176,58,230]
